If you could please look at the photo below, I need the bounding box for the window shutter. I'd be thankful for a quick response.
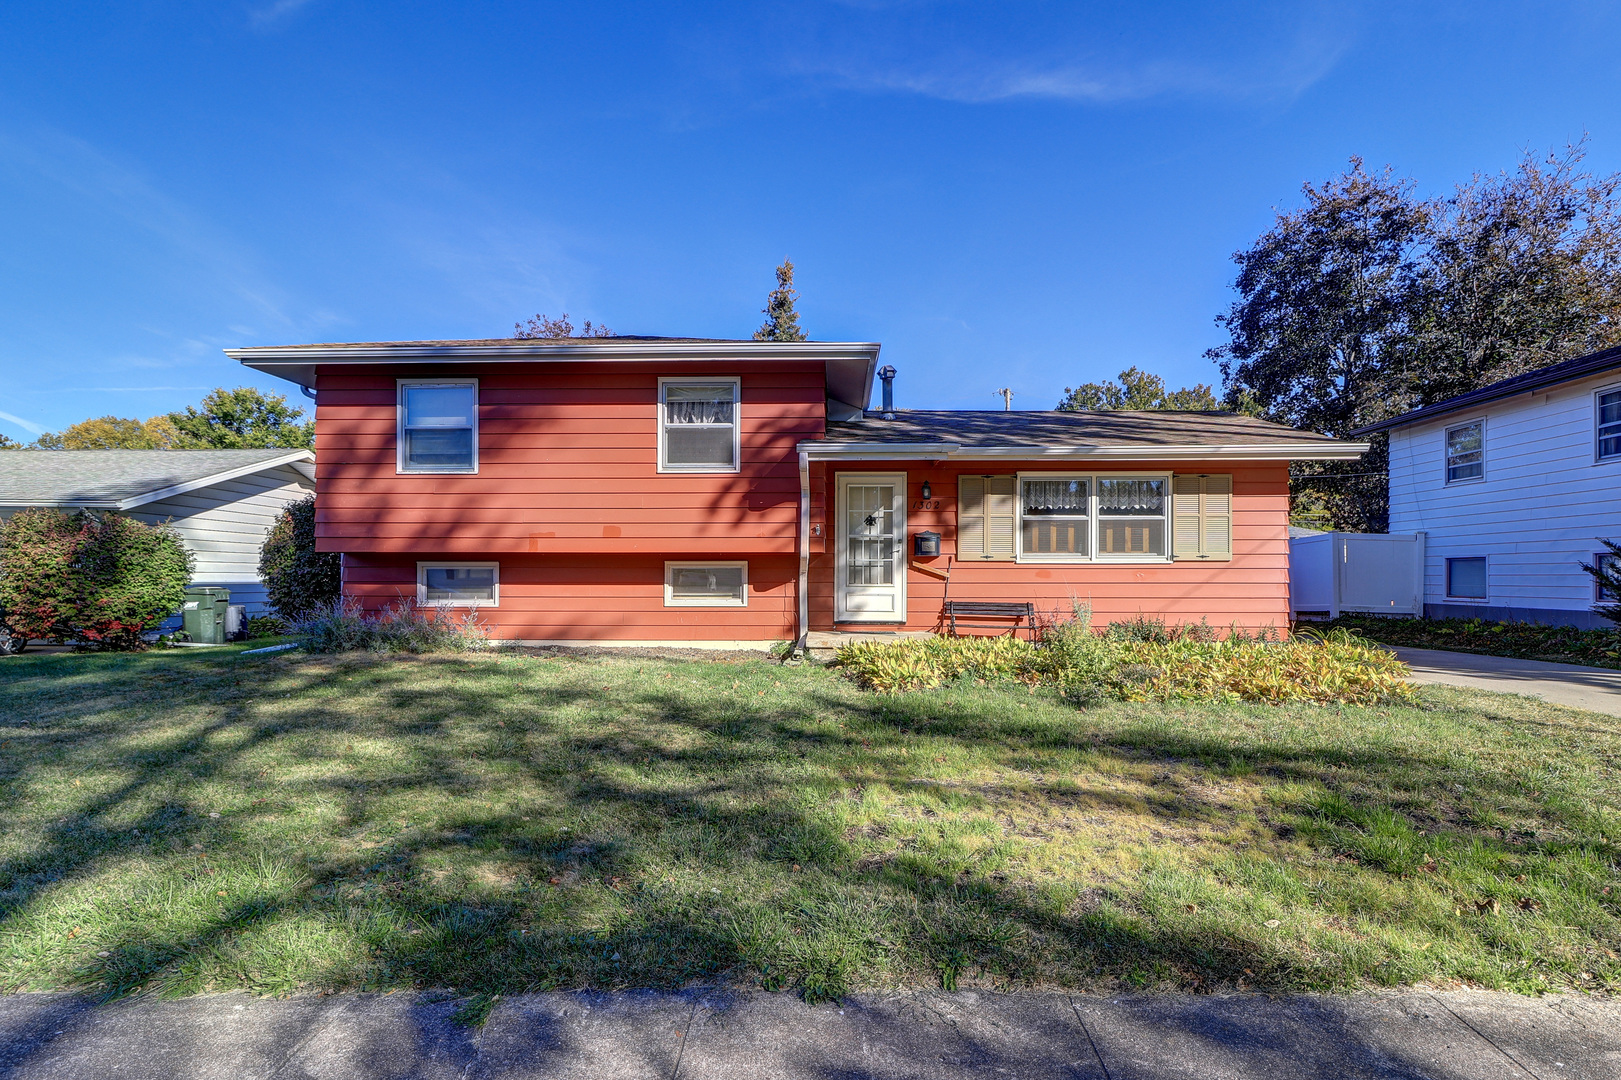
[1172,474,1232,561]
[957,475,1015,561]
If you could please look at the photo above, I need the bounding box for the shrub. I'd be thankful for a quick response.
[0,507,193,651]
[244,615,288,638]
[835,621,1413,706]
[259,496,341,620]
[292,597,490,653]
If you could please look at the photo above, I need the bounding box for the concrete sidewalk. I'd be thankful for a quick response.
[1392,646,1621,717]
[0,988,1617,1079]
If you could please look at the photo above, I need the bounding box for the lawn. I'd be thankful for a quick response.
[1327,614,1621,671]
[0,642,1618,1007]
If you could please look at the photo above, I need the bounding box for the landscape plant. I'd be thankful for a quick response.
[292,596,489,653]
[1328,614,1621,671]
[1581,539,1621,626]
[835,618,1412,706]
[258,496,341,620]
[0,507,192,650]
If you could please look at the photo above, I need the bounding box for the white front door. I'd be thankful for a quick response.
[836,473,907,622]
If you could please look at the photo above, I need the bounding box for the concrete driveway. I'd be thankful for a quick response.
[1392,647,1621,717]
[1,988,1618,1079]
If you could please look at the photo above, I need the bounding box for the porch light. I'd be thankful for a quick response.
[920,480,932,500]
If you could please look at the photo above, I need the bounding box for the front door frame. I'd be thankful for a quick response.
[835,471,908,623]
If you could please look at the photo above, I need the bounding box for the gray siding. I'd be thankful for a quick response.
[127,464,313,614]
[1387,368,1621,621]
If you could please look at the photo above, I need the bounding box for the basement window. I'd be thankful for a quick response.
[1445,557,1487,600]
[664,562,747,607]
[659,379,739,472]
[398,380,478,473]
[417,562,498,606]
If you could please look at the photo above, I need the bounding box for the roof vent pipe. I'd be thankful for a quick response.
[878,365,897,419]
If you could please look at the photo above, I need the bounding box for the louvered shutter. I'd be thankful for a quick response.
[957,475,1016,561]
[1172,474,1232,561]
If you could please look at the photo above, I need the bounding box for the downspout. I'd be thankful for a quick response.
[797,450,811,655]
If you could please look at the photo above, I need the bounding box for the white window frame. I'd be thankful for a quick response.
[1444,556,1489,602]
[1443,418,1485,485]
[1596,385,1621,464]
[1013,472,1173,564]
[416,561,499,607]
[657,377,741,474]
[663,561,748,607]
[397,379,479,475]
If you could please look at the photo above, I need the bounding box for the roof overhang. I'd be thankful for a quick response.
[1350,352,1621,436]
[226,340,884,411]
[0,449,316,512]
[798,441,1369,462]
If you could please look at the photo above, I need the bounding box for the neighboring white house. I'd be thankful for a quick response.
[0,449,316,615]
[1352,347,1621,629]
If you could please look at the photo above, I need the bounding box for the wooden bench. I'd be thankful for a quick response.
[943,600,1037,642]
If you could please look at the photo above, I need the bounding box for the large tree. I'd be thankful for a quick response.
[166,387,314,449]
[754,260,807,342]
[1056,367,1221,411]
[1211,143,1621,532]
[35,415,185,450]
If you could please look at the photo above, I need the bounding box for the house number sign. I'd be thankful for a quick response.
[910,499,942,510]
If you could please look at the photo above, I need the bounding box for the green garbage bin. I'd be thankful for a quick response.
[182,586,231,644]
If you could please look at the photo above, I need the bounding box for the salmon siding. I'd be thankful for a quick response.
[226,339,1366,645]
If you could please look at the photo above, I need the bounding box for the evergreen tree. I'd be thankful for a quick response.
[1582,540,1621,626]
[753,260,808,342]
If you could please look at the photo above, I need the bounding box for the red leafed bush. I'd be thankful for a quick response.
[0,507,194,650]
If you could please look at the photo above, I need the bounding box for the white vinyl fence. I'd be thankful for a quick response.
[1291,532,1426,620]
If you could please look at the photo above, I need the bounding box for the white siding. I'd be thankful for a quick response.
[1387,369,1621,617]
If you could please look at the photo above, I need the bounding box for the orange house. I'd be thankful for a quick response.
[229,338,1367,647]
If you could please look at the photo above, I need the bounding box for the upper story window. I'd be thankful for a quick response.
[659,378,739,472]
[1444,420,1484,484]
[398,380,477,474]
[1598,388,1621,462]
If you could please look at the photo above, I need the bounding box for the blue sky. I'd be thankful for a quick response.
[2,1,1620,437]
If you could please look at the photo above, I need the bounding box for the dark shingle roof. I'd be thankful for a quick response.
[820,410,1357,451]
[0,449,313,508]
[1349,344,1621,435]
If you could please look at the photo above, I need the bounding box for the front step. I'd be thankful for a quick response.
[804,629,933,662]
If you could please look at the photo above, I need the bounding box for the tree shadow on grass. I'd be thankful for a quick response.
[0,649,1615,1011]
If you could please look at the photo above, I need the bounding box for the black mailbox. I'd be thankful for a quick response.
[913,530,941,558]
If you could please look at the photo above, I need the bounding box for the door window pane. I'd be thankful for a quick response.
[1446,421,1484,482]
[846,485,895,586]
[1021,478,1089,556]
[1096,478,1166,556]
[1446,557,1487,599]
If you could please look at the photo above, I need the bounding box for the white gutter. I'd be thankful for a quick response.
[796,450,811,655]
[797,442,1370,462]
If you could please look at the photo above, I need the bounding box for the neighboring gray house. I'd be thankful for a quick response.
[1352,346,1621,629]
[0,449,315,614]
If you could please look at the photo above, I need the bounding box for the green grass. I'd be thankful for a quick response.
[1328,614,1621,671]
[0,641,1618,1002]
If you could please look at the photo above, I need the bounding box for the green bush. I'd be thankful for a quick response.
[243,615,288,638]
[0,507,193,651]
[258,496,341,620]
[293,597,490,653]
[835,619,1413,706]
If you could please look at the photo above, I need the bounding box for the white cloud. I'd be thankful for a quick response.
[0,410,45,435]
[250,0,318,29]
